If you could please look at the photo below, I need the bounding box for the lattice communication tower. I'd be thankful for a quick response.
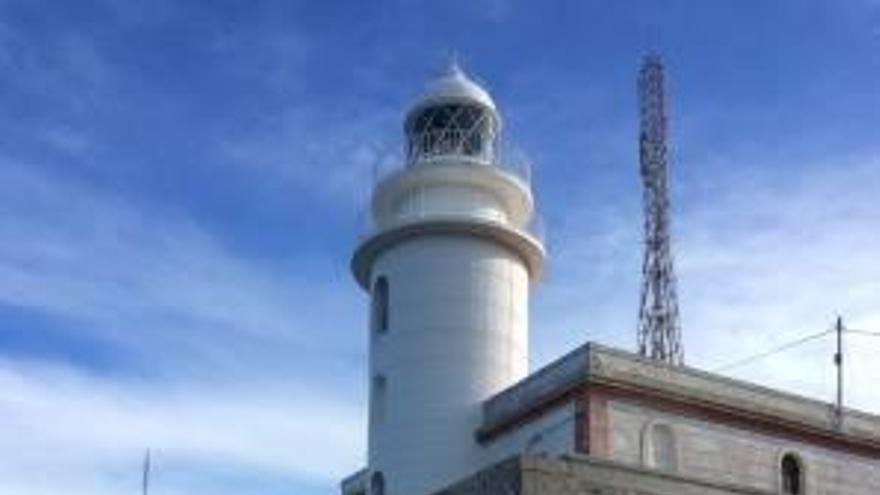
[636,54,684,365]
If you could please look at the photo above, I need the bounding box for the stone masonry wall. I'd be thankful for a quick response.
[435,455,771,495]
[606,399,880,494]
[435,457,521,495]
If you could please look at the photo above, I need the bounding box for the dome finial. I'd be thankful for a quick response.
[414,53,494,111]
[443,50,462,77]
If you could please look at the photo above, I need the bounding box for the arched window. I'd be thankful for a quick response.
[370,471,385,495]
[371,276,389,333]
[781,453,803,494]
[643,422,678,472]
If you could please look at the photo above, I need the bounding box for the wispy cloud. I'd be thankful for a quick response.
[0,357,362,495]
[678,151,880,408]
[208,29,311,94]
[215,102,401,211]
[534,144,880,412]
[0,16,112,112]
[1,3,877,494]
[0,10,371,490]
[0,158,366,493]
[0,159,358,355]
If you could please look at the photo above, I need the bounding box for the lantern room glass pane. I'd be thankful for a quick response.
[407,103,495,164]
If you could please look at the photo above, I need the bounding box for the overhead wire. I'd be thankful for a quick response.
[712,328,835,373]
[845,328,880,337]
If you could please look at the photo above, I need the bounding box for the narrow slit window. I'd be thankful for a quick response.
[372,276,389,333]
[370,471,385,495]
[371,374,387,426]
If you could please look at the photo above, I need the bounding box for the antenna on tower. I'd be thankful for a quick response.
[636,53,684,365]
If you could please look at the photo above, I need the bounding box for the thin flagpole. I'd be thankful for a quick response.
[142,449,151,495]
[835,316,844,429]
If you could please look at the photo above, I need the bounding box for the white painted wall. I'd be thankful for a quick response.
[606,399,880,494]
[371,162,534,232]
[368,235,530,495]
[392,183,508,225]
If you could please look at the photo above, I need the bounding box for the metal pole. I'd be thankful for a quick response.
[142,449,151,495]
[834,316,844,428]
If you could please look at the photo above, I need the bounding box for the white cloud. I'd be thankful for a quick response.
[0,159,360,360]
[0,159,367,494]
[532,145,880,413]
[216,103,400,210]
[0,357,363,495]
[677,152,880,410]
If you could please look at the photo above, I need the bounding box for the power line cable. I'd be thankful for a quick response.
[845,328,880,337]
[712,329,835,373]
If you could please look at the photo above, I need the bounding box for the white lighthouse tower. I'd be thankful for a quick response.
[351,62,545,495]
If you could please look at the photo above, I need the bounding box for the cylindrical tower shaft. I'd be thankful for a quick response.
[368,235,529,493]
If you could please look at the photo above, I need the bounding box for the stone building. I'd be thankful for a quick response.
[437,344,880,494]
[340,63,880,495]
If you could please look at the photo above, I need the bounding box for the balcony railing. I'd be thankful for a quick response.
[370,140,532,189]
[356,141,544,244]
[356,205,546,248]
[407,129,496,165]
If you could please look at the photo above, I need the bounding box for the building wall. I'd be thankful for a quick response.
[482,403,576,466]
[587,345,880,441]
[436,455,771,495]
[369,235,530,495]
[605,399,880,494]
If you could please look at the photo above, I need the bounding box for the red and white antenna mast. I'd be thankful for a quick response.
[636,53,684,365]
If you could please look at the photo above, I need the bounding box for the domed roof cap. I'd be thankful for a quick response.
[413,61,496,112]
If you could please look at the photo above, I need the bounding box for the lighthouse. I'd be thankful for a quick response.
[351,62,545,495]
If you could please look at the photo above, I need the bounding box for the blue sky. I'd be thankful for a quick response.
[0,0,878,494]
